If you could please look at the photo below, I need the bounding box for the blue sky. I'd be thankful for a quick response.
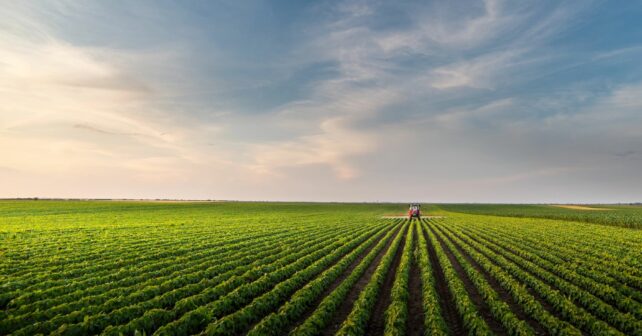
[1,0,642,202]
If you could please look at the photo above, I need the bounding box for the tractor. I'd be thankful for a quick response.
[408,203,421,220]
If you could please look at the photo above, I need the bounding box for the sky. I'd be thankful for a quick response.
[1,0,642,203]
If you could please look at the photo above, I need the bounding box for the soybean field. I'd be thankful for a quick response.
[1,201,641,336]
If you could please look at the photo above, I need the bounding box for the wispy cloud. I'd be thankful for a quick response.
[0,12,200,180]
[1,0,641,201]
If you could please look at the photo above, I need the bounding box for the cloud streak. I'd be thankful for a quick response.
[1,0,641,202]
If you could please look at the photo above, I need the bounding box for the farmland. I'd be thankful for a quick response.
[1,201,641,335]
[439,203,642,229]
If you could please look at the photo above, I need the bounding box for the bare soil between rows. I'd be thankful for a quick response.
[469,232,616,336]
[320,222,405,336]
[286,221,395,333]
[452,227,587,335]
[364,223,410,336]
[420,221,465,336]
[406,227,424,336]
[429,224,508,336]
[438,224,548,335]
[216,226,388,336]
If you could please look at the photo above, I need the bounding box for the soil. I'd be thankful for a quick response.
[453,229,563,324]
[363,224,409,336]
[243,224,395,336]
[320,222,405,336]
[420,223,465,336]
[438,226,549,335]
[406,229,424,336]
[477,236,606,336]
[429,225,507,335]
[458,230,597,336]
[286,223,393,333]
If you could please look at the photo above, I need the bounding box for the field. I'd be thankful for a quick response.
[438,203,642,229]
[1,201,641,336]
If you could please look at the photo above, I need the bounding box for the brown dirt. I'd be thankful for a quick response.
[420,222,465,336]
[439,226,548,335]
[287,222,395,333]
[364,224,410,336]
[320,222,405,336]
[406,228,424,336]
[239,226,394,336]
[449,226,596,336]
[454,229,561,322]
[462,231,595,336]
[479,236,603,331]
[429,225,507,336]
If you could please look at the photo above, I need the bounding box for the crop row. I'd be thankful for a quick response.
[102,221,399,336]
[469,226,642,319]
[382,220,414,335]
[8,225,348,335]
[471,224,642,293]
[2,225,287,305]
[247,219,404,336]
[201,221,401,335]
[427,221,534,335]
[5,201,639,336]
[431,218,627,336]
[468,216,642,278]
[3,223,329,317]
[453,222,642,335]
[335,222,409,335]
[4,222,280,289]
[423,221,493,335]
[289,222,405,335]
[150,223,385,336]
[414,221,449,335]
[4,223,377,335]
[433,220,582,336]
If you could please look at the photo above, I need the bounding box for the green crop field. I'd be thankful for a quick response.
[438,203,642,229]
[1,201,641,336]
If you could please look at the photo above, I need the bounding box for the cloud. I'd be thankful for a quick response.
[73,123,145,137]
[542,81,642,129]
[0,14,203,179]
[433,99,515,128]
[1,0,641,202]
[236,0,632,185]
[416,0,519,49]
[250,116,376,179]
[467,166,584,186]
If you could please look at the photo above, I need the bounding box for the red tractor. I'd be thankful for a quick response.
[408,203,421,220]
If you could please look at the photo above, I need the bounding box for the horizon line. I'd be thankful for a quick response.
[1,198,640,205]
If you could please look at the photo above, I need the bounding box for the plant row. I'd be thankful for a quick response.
[459,223,642,335]
[6,225,369,336]
[246,220,402,336]
[151,225,381,336]
[382,220,414,335]
[334,222,409,335]
[421,221,493,336]
[430,222,535,336]
[289,222,406,336]
[434,221,584,336]
[202,221,397,336]
[439,220,625,336]
[468,225,642,319]
[414,221,449,336]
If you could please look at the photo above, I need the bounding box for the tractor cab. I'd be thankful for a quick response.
[408,203,421,220]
